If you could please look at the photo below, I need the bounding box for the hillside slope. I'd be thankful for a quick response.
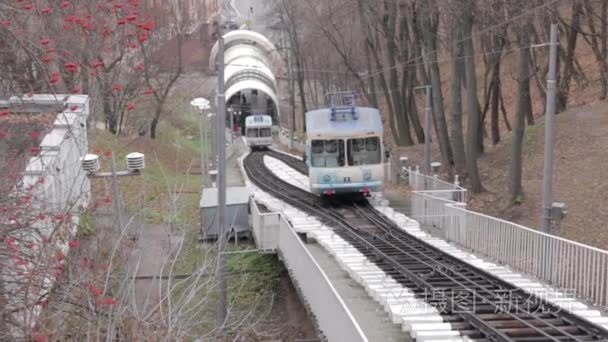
[472,103,608,249]
[397,102,608,250]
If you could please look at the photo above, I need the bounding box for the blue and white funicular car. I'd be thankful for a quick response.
[245,114,273,150]
[305,92,384,196]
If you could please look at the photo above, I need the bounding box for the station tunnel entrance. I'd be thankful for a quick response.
[210,30,284,136]
[226,89,278,135]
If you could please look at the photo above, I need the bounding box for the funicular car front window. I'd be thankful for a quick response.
[247,128,259,137]
[260,128,271,137]
[311,139,344,167]
[347,137,380,165]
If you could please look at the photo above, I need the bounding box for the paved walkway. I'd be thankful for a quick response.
[226,132,246,187]
[91,205,184,316]
[306,243,412,342]
[127,218,184,315]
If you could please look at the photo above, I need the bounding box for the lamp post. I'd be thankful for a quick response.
[227,107,235,143]
[191,98,211,187]
[208,112,217,170]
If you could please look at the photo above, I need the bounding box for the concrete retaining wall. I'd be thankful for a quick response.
[277,217,368,342]
[250,200,279,252]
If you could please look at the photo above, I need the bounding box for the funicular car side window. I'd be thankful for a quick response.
[347,138,365,165]
[347,137,380,165]
[366,137,381,164]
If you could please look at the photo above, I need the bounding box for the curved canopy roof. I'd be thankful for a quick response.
[225,79,280,117]
[225,44,269,68]
[224,55,276,89]
[211,30,282,120]
[209,30,283,73]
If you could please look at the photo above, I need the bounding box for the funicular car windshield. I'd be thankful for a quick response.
[347,137,381,166]
[311,139,345,167]
[259,127,271,137]
[246,128,259,137]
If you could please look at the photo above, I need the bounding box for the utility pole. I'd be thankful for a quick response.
[423,86,432,176]
[283,27,295,150]
[200,113,207,184]
[215,37,228,327]
[191,98,210,187]
[229,107,235,143]
[541,24,559,234]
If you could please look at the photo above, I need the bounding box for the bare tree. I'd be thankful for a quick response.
[509,16,534,203]
[448,14,467,178]
[461,0,483,193]
[420,0,454,168]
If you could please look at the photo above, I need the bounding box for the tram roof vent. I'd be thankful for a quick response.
[328,91,358,121]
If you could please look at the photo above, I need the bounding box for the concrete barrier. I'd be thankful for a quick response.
[278,217,368,342]
[250,199,279,252]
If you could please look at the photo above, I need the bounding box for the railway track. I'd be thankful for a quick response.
[245,150,608,342]
[263,149,309,175]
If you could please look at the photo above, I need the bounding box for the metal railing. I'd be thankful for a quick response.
[407,168,467,203]
[411,191,466,229]
[409,175,608,308]
[442,204,608,308]
[278,217,368,342]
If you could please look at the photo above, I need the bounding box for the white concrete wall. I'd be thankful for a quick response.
[23,94,91,213]
[6,94,91,335]
[277,217,368,342]
[250,199,279,252]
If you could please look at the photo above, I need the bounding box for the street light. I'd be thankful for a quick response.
[191,98,211,187]
[227,107,234,143]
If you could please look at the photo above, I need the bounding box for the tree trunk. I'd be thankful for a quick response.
[556,1,582,112]
[450,29,467,177]
[406,65,425,143]
[150,116,160,139]
[499,90,511,131]
[103,95,117,135]
[421,0,454,168]
[462,4,483,193]
[294,52,307,131]
[582,0,608,100]
[369,28,399,144]
[509,27,532,204]
[490,79,500,144]
[150,104,164,139]
[356,0,399,142]
[602,0,608,99]
[383,0,413,146]
[363,42,379,108]
[407,11,426,144]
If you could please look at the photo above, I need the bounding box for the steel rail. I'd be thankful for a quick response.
[349,202,583,342]
[244,151,608,341]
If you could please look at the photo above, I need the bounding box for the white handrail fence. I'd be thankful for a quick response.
[407,168,608,308]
